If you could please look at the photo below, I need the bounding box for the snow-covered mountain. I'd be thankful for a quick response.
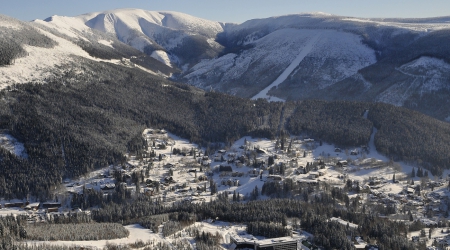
[1,9,450,120]
[37,9,226,68]
[0,12,177,90]
[189,13,450,120]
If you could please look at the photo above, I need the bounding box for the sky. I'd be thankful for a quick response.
[3,0,450,23]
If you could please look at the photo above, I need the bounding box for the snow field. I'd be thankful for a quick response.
[26,224,164,249]
[0,133,27,158]
[252,33,320,101]
[151,50,172,67]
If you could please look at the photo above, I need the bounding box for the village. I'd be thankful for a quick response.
[2,128,450,249]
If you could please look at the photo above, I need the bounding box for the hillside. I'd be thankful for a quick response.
[190,13,450,121]
[36,9,226,69]
[0,13,449,200]
[0,12,176,91]
[20,9,450,120]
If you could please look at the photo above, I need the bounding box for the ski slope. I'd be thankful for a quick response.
[251,33,320,101]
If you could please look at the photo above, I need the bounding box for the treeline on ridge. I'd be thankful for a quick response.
[0,16,57,66]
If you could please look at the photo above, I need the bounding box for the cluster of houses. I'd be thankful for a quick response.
[0,201,61,213]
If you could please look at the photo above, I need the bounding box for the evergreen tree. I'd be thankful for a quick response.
[411,167,416,178]
[417,167,423,177]
[408,210,413,221]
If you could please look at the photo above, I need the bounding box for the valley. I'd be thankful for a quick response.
[0,7,450,250]
[2,127,450,249]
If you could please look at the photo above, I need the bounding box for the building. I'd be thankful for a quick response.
[337,160,348,167]
[229,235,297,250]
[309,172,319,179]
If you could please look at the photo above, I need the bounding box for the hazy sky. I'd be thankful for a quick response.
[3,0,450,23]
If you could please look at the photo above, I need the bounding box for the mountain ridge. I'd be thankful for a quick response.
[1,9,450,120]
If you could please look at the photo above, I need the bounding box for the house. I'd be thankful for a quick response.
[267,175,282,181]
[350,149,359,155]
[337,160,348,167]
[255,148,267,154]
[47,207,59,213]
[101,183,115,194]
[144,188,155,196]
[164,163,174,168]
[198,175,208,181]
[249,168,259,177]
[164,176,174,183]
[41,202,61,209]
[309,172,320,179]
[295,167,306,175]
[334,148,342,152]
[4,202,24,208]
[229,235,297,250]
[218,149,227,154]
[232,172,244,177]
[318,169,327,176]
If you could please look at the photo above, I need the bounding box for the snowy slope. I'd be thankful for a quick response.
[78,9,223,38]
[185,28,376,97]
[251,33,320,101]
[0,16,96,89]
[44,9,227,66]
[181,12,450,120]
[2,9,450,120]
[0,14,173,90]
[376,56,450,106]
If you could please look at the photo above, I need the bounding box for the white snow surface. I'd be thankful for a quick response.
[0,29,91,89]
[399,56,450,88]
[0,16,169,90]
[0,15,24,30]
[227,13,450,37]
[252,33,320,101]
[26,224,164,249]
[151,50,172,67]
[377,56,450,106]
[76,9,223,36]
[34,15,93,39]
[341,17,450,32]
[78,9,223,50]
[98,39,114,48]
[186,28,376,91]
[0,133,27,158]
[34,8,224,55]
[0,26,141,89]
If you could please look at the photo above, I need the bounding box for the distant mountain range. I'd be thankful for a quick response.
[1,9,450,120]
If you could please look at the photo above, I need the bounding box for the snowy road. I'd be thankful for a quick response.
[251,33,320,101]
